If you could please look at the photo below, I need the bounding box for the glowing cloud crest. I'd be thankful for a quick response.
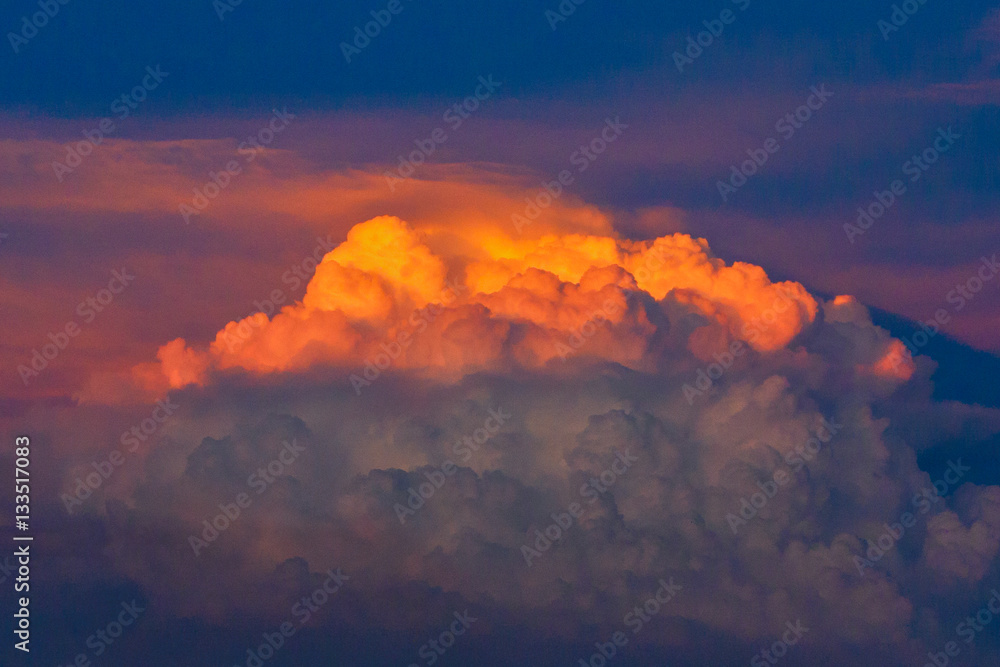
[118,215,830,394]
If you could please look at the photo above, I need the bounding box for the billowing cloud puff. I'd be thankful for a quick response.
[101,215,825,401]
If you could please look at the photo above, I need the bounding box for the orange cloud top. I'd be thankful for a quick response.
[303,216,449,320]
[115,215,819,397]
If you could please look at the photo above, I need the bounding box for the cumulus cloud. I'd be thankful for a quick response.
[93,213,823,402]
[2,136,997,663]
[23,205,995,665]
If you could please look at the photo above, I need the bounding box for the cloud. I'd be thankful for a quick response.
[3,132,1000,666]
[15,200,988,666]
[92,213,820,401]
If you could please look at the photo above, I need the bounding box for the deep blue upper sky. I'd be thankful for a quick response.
[1,0,997,112]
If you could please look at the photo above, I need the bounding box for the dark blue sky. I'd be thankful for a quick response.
[2,0,996,111]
